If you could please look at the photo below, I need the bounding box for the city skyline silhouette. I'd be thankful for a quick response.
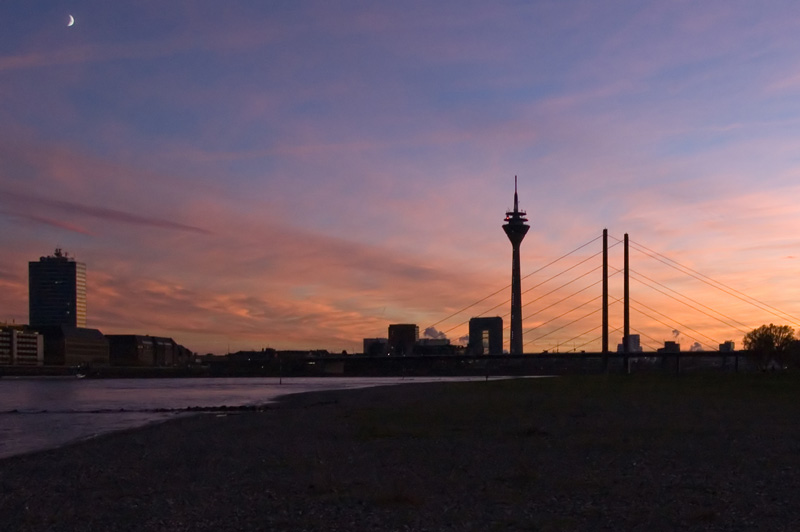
[1,2,799,355]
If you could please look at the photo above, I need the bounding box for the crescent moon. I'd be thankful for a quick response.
[67,15,75,27]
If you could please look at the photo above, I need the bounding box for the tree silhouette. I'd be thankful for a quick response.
[742,324,795,370]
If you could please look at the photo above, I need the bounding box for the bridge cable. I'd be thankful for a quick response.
[518,270,623,349]
[630,296,721,346]
[520,268,621,326]
[570,325,624,353]
[481,260,607,323]
[629,301,719,350]
[541,297,622,352]
[426,234,603,331]
[559,307,624,352]
[523,274,605,321]
[626,239,800,327]
[446,264,616,337]
[629,271,751,334]
[523,298,603,346]
[629,327,666,352]
[521,292,603,336]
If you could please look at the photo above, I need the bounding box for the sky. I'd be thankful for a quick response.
[2,1,800,355]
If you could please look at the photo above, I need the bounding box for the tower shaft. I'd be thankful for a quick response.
[510,242,523,355]
[622,233,630,372]
[602,229,608,358]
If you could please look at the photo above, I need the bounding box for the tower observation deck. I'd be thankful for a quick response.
[502,176,529,355]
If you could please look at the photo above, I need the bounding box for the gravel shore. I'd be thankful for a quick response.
[2,374,800,531]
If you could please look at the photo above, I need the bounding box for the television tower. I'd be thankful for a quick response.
[503,176,529,355]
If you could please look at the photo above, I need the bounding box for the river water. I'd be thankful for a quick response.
[0,376,488,460]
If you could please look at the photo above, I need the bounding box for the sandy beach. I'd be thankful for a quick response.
[2,374,800,531]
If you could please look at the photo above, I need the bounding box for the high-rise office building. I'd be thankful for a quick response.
[29,249,87,328]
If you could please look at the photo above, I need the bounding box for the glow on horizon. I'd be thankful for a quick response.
[1,2,799,354]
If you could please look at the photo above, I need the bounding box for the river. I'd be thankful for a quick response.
[0,376,489,460]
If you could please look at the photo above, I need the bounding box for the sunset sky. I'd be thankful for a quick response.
[2,1,800,354]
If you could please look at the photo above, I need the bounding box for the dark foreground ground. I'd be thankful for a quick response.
[2,374,800,531]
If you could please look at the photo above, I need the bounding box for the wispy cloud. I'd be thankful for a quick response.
[2,191,211,235]
[3,212,94,236]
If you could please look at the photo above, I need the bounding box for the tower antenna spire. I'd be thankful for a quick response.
[514,175,519,212]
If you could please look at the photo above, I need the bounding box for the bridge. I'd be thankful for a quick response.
[423,229,800,355]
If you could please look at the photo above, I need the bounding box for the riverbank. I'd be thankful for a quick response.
[2,374,799,531]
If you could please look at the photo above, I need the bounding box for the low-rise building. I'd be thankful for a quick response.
[0,327,44,366]
[719,341,735,352]
[106,335,193,366]
[416,338,460,356]
[657,341,681,354]
[363,338,388,356]
[37,326,109,366]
